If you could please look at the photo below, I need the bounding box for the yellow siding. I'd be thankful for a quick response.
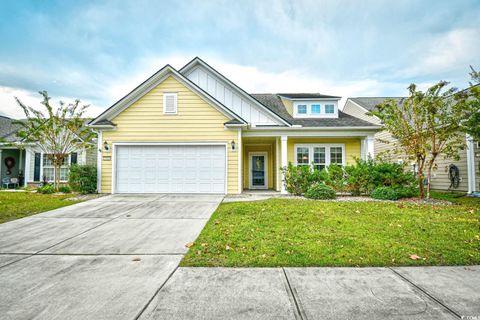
[101,75,239,194]
[287,137,361,165]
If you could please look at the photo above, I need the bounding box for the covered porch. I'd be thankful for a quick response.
[240,130,375,193]
[0,147,26,188]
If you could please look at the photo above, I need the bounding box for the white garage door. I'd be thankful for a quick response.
[115,145,226,194]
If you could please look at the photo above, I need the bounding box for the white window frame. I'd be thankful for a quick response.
[293,100,338,118]
[294,144,346,169]
[41,153,71,182]
[163,92,178,114]
[325,104,335,114]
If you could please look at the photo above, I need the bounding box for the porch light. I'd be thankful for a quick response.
[231,140,236,151]
[103,141,110,152]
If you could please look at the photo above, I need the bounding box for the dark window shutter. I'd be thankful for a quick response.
[34,153,41,181]
[71,152,78,165]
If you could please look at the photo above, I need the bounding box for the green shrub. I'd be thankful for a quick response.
[69,164,97,194]
[37,184,54,194]
[59,185,72,193]
[345,159,417,195]
[305,183,336,200]
[281,162,311,195]
[317,165,346,192]
[371,186,400,200]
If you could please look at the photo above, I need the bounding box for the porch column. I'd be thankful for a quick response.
[24,148,31,187]
[365,134,375,160]
[466,134,476,194]
[360,138,366,160]
[281,135,288,194]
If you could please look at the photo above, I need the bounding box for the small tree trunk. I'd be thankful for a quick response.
[417,160,425,198]
[426,165,432,199]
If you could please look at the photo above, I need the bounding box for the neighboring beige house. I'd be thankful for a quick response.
[0,115,97,188]
[89,57,381,194]
[343,97,479,194]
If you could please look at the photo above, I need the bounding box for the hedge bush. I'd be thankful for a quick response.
[282,159,418,198]
[59,185,72,193]
[281,162,312,195]
[69,164,97,194]
[37,184,54,194]
[305,183,336,200]
[371,186,400,200]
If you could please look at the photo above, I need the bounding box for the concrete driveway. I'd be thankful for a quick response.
[0,194,223,320]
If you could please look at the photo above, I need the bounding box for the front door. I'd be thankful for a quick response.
[249,153,267,189]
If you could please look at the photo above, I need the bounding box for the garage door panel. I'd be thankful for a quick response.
[115,145,226,194]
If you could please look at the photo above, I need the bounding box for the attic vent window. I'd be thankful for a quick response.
[163,93,177,114]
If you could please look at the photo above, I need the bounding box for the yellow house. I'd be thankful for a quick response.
[89,58,381,194]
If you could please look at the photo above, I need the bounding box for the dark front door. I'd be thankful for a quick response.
[250,154,266,189]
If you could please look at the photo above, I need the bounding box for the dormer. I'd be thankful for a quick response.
[278,93,341,119]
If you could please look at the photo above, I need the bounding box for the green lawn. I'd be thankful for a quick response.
[0,192,81,224]
[181,196,480,267]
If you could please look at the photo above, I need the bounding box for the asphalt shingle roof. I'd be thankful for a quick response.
[0,116,22,142]
[349,97,406,112]
[252,94,379,127]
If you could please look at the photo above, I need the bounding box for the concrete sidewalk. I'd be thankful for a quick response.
[139,266,480,320]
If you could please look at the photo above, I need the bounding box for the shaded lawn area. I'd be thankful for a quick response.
[181,197,479,267]
[0,192,81,224]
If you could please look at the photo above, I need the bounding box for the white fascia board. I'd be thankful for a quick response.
[242,129,381,137]
[180,58,291,127]
[90,65,247,126]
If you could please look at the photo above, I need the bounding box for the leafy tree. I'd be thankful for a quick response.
[458,66,480,142]
[15,91,95,191]
[369,82,466,198]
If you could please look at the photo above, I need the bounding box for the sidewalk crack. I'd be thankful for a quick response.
[282,268,306,320]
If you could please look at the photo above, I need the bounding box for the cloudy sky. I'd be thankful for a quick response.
[1,0,479,118]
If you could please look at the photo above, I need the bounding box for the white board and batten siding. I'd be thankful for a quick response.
[185,66,279,126]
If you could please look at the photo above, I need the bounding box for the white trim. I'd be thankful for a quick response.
[366,134,375,159]
[163,92,178,114]
[41,153,71,183]
[281,136,288,194]
[111,142,229,194]
[293,100,339,119]
[276,137,280,191]
[294,144,346,168]
[24,148,31,187]
[0,149,2,180]
[97,131,102,193]
[248,152,268,189]
[238,128,242,193]
[466,134,477,194]
[243,129,380,138]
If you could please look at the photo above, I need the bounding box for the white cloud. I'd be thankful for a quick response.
[0,86,104,119]
[399,28,480,78]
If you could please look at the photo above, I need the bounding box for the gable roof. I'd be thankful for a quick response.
[278,93,341,99]
[179,57,291,126]
[252,94,380,128]
[89,64,247,127]
[0,115,22,142]
[348,97,406,112]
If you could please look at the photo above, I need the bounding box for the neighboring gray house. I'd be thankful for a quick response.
[0,115,97,188]
[343,97,479,194]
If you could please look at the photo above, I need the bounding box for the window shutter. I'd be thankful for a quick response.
[34,153,41,181]
[164,94,177,114]
[71,152,78,164]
